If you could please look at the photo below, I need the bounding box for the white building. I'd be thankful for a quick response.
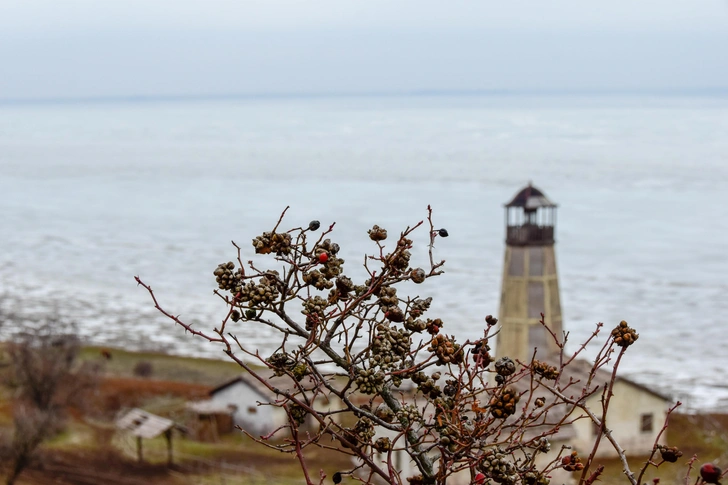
[188,372,341,437]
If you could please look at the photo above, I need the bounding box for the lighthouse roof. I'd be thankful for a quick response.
[505,183,556,209]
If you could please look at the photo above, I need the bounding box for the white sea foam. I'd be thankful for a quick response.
[1,94,727,410]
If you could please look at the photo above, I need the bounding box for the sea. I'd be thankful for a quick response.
[1,93,727,412]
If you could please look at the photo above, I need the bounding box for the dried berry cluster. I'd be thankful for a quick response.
[302,269,332,290]
[239,273,280,306]
[287,402,307,425]
[213,262,243,293]
[373,436,391,452]
[386,237,412,273]
[611,320,639,347]
[252,231,292,255]
[330,275,355,302]
[412,371,442,400]
[374,405,395,423]
[355,367,385,395]
[657,444,683,463]
[522,470,550,485]
[396,403,421,426]
[561,451,585,472]
[531,437,551,453]
[314,239,344,279]
[370,323,410,370]
[267,351,295,375]
[472,339,493,368]
[353,416,375,443]
[408,297,433,318]
[489,387,520,418]
[291,363,310,381]
[479,448,518,485]
[368,224,388,241]
[495,357,516,376]
[426,318,443,335]
[532,360,559,380]
[495,356,516,384]
[429,334,464,365]
[302,296,329,330]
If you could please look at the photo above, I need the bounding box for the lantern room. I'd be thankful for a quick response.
[504,183,557,246]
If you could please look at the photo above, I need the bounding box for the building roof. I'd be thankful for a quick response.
[209,372,335,404]
[116,408,180,439]
[186,400,238,415]
[505,183,557,209]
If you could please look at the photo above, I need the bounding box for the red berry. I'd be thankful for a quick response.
[473,472,486,484]
[700,463,722,484]
[318,253,329,264]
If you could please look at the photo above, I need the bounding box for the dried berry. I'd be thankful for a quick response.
[534,397,546,408]
[438,228,449,237]
[410,268,426,284]
[700,463,722,484]
[485,315,498,326]
[308,220,321,231]
[611,320,639,348]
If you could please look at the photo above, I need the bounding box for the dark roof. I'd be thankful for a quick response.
[209,373,335,404]
[505,183,557,209]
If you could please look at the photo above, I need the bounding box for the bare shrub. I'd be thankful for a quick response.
[136,207,718,485]
[2,317,99,485]
[133,360,154,379]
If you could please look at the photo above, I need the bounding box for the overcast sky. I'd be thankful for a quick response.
[1,1,727,99]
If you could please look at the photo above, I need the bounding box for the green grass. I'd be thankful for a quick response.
[79,346,254,385]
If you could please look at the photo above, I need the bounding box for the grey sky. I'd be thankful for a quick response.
[1,1,727,99]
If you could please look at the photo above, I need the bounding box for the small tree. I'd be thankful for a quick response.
[137,207,719,485]
[3,318,98,485]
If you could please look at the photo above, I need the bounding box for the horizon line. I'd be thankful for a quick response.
[1,86,727,106]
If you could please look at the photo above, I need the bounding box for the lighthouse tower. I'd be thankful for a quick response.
[496,184,563,362]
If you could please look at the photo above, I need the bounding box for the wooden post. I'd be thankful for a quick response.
[137,436,143,462]
[165,429,173,466]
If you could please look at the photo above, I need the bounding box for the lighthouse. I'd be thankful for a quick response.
[495,183,563,362]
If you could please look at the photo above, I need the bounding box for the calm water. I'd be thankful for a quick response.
[1,94,727,411]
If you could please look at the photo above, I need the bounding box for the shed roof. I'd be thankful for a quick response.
[116,408,178,439]
[209,372,335,404]
[505,183,556,209]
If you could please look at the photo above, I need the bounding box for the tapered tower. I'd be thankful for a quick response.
[496,183,562,362]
